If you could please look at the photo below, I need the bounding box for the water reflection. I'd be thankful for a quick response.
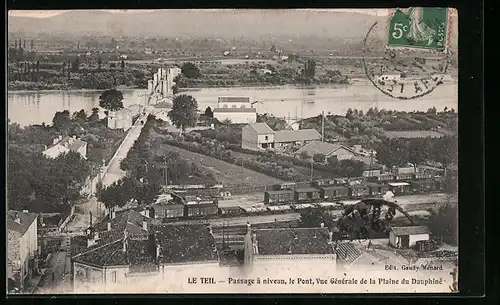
[8,82,457,127]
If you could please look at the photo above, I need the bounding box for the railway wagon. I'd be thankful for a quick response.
[272,182,297,191]
[218,206,245,217]
[264,190,295,205]
[367,183,390,197]
[408,180,435,193]
[320,185,349,200]
[348,184,371,198]
[413,173,433,180]
[294,187,322,203]
[393,172,414,181]
[367,174,393,183]
[184,202,218,217]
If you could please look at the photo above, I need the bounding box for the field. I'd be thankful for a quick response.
[230,150,339,180]
[160,143,284,188]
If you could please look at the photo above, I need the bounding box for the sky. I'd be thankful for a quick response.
[8,9,392,18]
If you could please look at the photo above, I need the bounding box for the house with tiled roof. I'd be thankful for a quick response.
[243,225,337,269]
[7,210,39,292]
[294,140,356,162]
[70,209,218,292]
[242,122,321,151]
[42,135,87,159]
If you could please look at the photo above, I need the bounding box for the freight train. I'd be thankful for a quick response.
[264,174,446,205]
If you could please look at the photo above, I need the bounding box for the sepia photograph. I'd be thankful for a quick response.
[7,8,458,294]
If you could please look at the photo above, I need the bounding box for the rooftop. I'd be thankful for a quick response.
[8,210,38,235]
[254,228,333,255]
[218,97,250,104]
[295,141,353,156]
[213,108,257,113]
[295,187,321,193]
[153,224,218,264]
[46,136,87,152]
[275,129,321,143]
[390,226,430,236]
[246,122,275,134]
[265,190,295,195]
[335,242,362,265]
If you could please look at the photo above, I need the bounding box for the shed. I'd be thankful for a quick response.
[264,190,295,205]
[294,187,321,202]
[320,186,349,199]
[389,226,430,249]
[388,182,410,195]
[348,184,370,198]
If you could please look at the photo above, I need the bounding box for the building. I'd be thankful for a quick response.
[147,67,181,98]
[43,135,87,159]
[241,123,276,150]
[8,210,39,292]
[108,108,133,131]
[389,226,430,249]
[213,97,256,124]
[70,209,218,293]
[243,226,337,267]
[294,141,356,161]
[213,108,257,124]
[274,129,321,149]
[217,97,251,109]
[294,187,322,202]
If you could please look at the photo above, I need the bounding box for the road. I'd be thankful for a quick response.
[36,237,72,294]
[101,113,149,187]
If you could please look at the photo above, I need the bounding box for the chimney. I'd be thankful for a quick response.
[87,234,96,247]
[107,222,111,231]
[328,231,333,244]
[142,220,148,231]
[320,222,325,228]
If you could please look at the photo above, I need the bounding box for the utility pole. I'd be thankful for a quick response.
[310,159,314,182]
[321,111,325,142]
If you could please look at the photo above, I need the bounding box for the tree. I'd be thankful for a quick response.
[270,45,276,53]
[407,138,429,173]
[327,155,339,168]
[52,110,72,131]
[71,57,80,72]
[428,203,458,246]
[299,151,310,160]
[99,89,124,112]
[299,208,334,228]
[172,84,179,95]
[168,94,198,131]
[73,109,87,121]
[97,58,102,71]
[181,62,201,79]
[313,153,326,163]
[338,159,365,177]
[89,107,100,121]
[204,106,214,118]
[120,60,125,71]
[430,136,457,175]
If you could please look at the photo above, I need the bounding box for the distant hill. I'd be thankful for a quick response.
[8,10,457,50]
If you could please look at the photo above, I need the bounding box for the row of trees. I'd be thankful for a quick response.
[376,136,458,172]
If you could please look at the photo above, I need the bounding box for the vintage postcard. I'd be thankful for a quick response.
[7,8,458,294]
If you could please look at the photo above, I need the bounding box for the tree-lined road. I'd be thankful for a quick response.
[101,113,149,187]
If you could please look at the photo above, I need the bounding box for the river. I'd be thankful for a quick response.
[8,80,457,127]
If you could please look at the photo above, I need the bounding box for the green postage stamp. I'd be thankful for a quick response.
[388,7,449,51]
